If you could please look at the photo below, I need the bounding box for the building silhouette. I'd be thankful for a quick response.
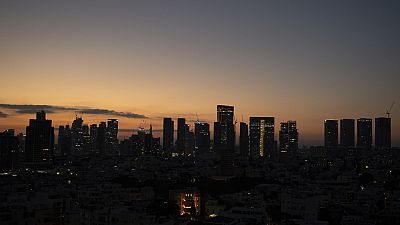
[176,118,186,154]
[324,120,338,148]
[58,125,71,156]
[279,120,298,155]
[214,105,235,176]
[357,118,372,148]
[375,117,391,149]
[89,124,98,153]
[163,118,174,154]
[97,122,107,154]
[25,111,54,168]
[239,122,249,157]
[340,119,355,147]
[194,122,210,156]
[71,116,84,155]
[107,119,119,154]
[0,130,19,171]
[249,117,275,159]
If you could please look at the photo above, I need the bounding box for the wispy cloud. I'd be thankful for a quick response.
[0,104,146,119]
[0,111,8,118]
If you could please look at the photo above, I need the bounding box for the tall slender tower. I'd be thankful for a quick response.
[163,118,174,154]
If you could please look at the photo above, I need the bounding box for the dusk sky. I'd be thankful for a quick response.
[0,1,399,145]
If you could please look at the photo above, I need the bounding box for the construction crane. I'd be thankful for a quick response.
[386,101,395,118]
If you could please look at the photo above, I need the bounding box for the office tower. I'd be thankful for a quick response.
[324,120,338,148]
[185,128,195,155]
[214,105,235,176]
[97,122,107,154]
[89,124,98,152]
[357,118,372,148]
[25,111,54,168]
[279,120,298,154]
[163,118,174,154]
[58,125,72,156]
[82,124,91,153]
[107,119,119,154]
[214,105,235,155]
[195,122,210,155]
[249,117,275,159]
[375,117,391,149]
[340,119,355,147]
[177,118,186,154]
[239,122,249,157]
[0,130,19,171]
[71,116,84,155]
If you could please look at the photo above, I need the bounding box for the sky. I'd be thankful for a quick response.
[0,0,399,146]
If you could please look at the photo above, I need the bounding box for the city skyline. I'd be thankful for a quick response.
[1,1,400,145]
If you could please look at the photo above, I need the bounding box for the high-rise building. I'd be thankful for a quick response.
[249,117,274,159]
[0,130,19,171]
[89,124,98,152]
[279,120,298,154]
[97,122,107,154]
[324,120,338,148]
[340,119,355,147]
[176,118,186,154]
[194,122,210,155]
[25,111,54,168]
[163,118,174,154]
[71,116,84,155]
[214,105,235,176]
[239,122,249,157]
[185,126,195,155]
[82,124,91,153]
[58,125,71,156]
[107,119,119,154]
[375,117,391,149]
[357,118,372,148]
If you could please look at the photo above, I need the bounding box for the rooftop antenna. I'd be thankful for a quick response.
[386,101,395,118]
[196,113,200,123]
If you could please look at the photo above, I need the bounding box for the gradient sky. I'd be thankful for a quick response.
[0,1,399,146]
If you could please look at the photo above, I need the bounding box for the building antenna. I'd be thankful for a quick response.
[386,101,395,118]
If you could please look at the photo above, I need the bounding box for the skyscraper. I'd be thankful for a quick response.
[340,119,355,147]
[71,116,84,155]
[163,118,174,154]
[25,111,54,168]
[357,118,372,148]
[176,118,186,154]
[214,105,235,155]
[239,122,249,157]
[249,117,274,159]
[324,120,338,148]
[214,105,235,176]
[375,117,391,149]
[279,120,298,154]
[82,124,91,153]
[58,125,71,156]
[97,122,107,154]
[89,124,98,152]
[194,122,210,155]
[107,119,119,154]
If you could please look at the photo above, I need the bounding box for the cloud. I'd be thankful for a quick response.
[78,109,146,119]
[0,104,146,119]
[0,111,8,118]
